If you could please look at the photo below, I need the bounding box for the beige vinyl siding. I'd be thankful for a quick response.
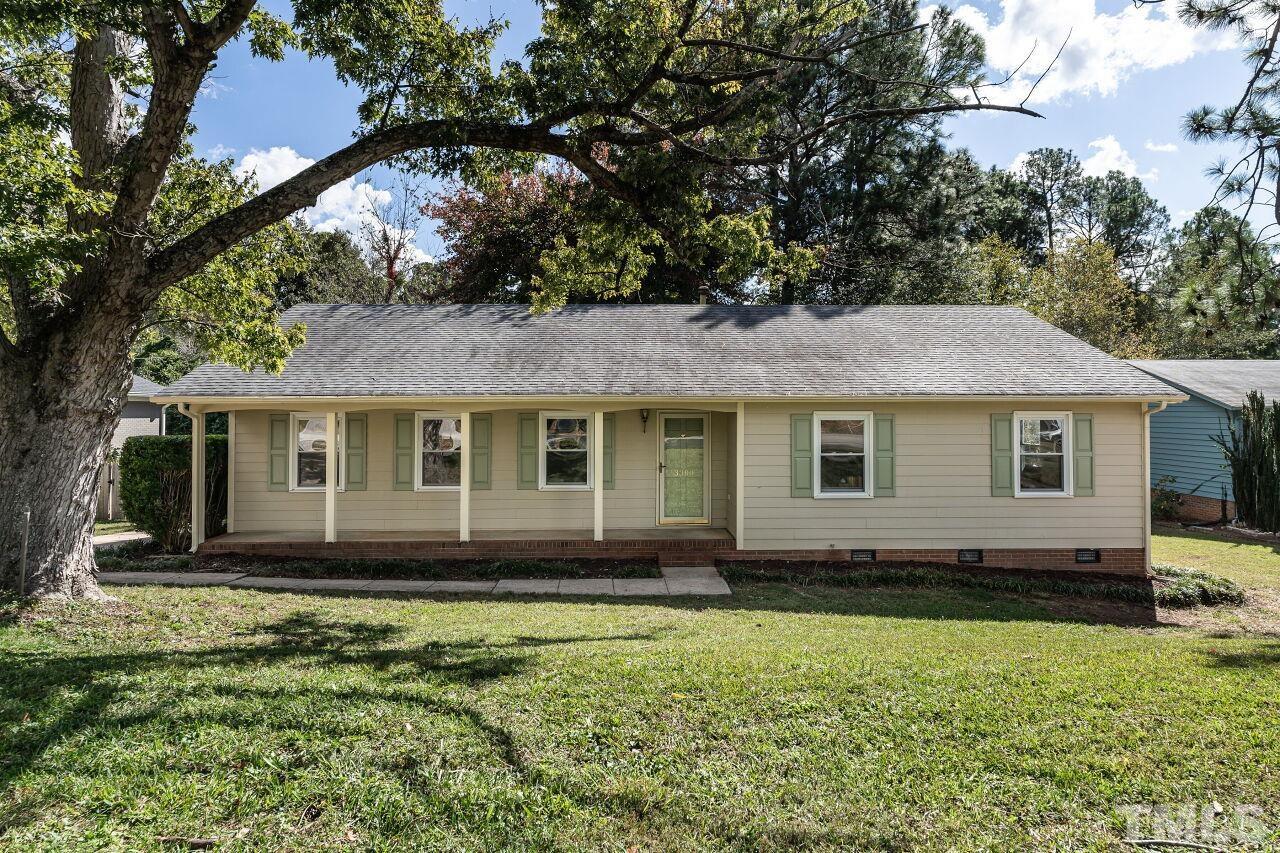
[740,401,1144,549]
[233,408,729,533]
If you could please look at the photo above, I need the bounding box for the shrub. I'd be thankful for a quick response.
[119,434,227,553]
[1151,475,1183,521]
[1216,391,1280,532]
[1151,564,1246,608]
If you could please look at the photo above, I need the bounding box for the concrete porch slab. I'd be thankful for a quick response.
[361,579,436,593]
[494,579,561,595]
[226,576,313,590]
[429,580,498,594]
[614,578,670,596]
[661,566,721,580]
[557,579,616,595]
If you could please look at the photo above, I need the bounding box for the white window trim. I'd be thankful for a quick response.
[1013,411,1073,498]
[813,411,874,499]
[289,411,345,493]
[414,411,464,491]
[538,410,593,491]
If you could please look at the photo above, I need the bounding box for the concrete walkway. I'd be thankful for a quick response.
[97,565,731,597]
[94,530,152,548]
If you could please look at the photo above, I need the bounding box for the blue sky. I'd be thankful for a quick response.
[189,0,1247,259]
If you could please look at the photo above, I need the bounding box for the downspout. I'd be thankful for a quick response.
[1141,401,1169,574]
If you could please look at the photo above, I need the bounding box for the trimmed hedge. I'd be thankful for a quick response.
[120,434,227,553]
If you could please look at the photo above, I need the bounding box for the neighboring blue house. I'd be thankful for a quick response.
[1129,360,1280,522]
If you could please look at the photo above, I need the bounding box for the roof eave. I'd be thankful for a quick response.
[152,392,1190,407]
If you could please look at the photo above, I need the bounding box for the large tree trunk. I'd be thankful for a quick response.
[0,311,136,599]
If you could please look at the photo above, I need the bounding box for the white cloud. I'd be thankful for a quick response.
[1144,140,1179,153]
[1081,135,1157,181]
[949,0,1234,103]
[1008,150,1030,173]
[198,79,232,100]
[234,146,431,266]
[206,143,237,161]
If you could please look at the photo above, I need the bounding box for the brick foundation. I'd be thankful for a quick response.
[725,547,1148,576]
[1160,490,1235,524]
[200,536,1148,577]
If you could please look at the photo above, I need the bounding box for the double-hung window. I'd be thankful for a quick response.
[813,412,873,498]
[1014,412,1072,497]
[416,412,463,490]
[290,412,344,491]
[540,412,591,489]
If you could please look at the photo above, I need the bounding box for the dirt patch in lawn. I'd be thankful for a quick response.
[195,553,660,581]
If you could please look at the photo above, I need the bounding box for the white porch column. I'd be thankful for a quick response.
[735,401,745,549]
[325,411,338,543]
[459,411,472,542]
[593,409,605,541]
[189,407,205,553]
[226,410,236,534]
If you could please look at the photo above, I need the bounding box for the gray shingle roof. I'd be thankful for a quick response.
[128,374,164,401]
[159,304,1181,400]
[1128,360,1280,409]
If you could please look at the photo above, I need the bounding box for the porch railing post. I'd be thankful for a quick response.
[593,409,604,541]
[325,411,337,543]
[735,401,745,550]
[460,411,472,542]
[188,405,205,553]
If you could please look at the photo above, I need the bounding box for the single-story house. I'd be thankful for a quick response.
[154,304,1185,575]
[98,373,166,520]
[1128,359,1280,522]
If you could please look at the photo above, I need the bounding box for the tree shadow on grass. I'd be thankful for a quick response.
[0,611,668,841]
[209,577,1166,628]
[1202,642,1280,670]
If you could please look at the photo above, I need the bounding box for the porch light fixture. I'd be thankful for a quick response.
[640,409,650,432]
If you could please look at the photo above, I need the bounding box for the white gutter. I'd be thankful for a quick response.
[1141,401,1169,573]
[151,393,1191,407]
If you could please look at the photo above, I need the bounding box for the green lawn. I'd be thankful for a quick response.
[2,584,1278,851]
[92,521,135,537]
[1153,525,1280,591]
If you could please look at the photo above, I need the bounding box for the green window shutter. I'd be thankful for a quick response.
[873,414,895,497]
[517,413,538,489]
[791,414,813,498]
[1074,413,1095,497]
[268,413,289,491]
[471,413,492,490]
[991,413,1014,497]
[393,413,414,491]
[345,413,367,490]
[603,413,616,490]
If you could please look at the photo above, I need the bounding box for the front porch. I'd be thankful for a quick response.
[199,527,737,562]
[188,403,747,556]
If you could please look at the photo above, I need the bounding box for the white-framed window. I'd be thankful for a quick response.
[539,411,591,490]
[1014,411,1073,497]
[415,412,464,490]
[290,412,344,492]
[813,411,873,498]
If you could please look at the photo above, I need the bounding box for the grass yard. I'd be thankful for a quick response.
[1153,525,1280,591]
[2,581,1278,851]
[92,521,135,537]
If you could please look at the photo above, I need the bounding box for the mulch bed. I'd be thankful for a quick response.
[193,553,660,581]
[719,558,1155,588]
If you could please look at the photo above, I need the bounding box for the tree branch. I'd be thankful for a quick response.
[145,121,566,293]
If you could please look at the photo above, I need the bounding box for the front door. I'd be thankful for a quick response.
[659,413,708,524]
